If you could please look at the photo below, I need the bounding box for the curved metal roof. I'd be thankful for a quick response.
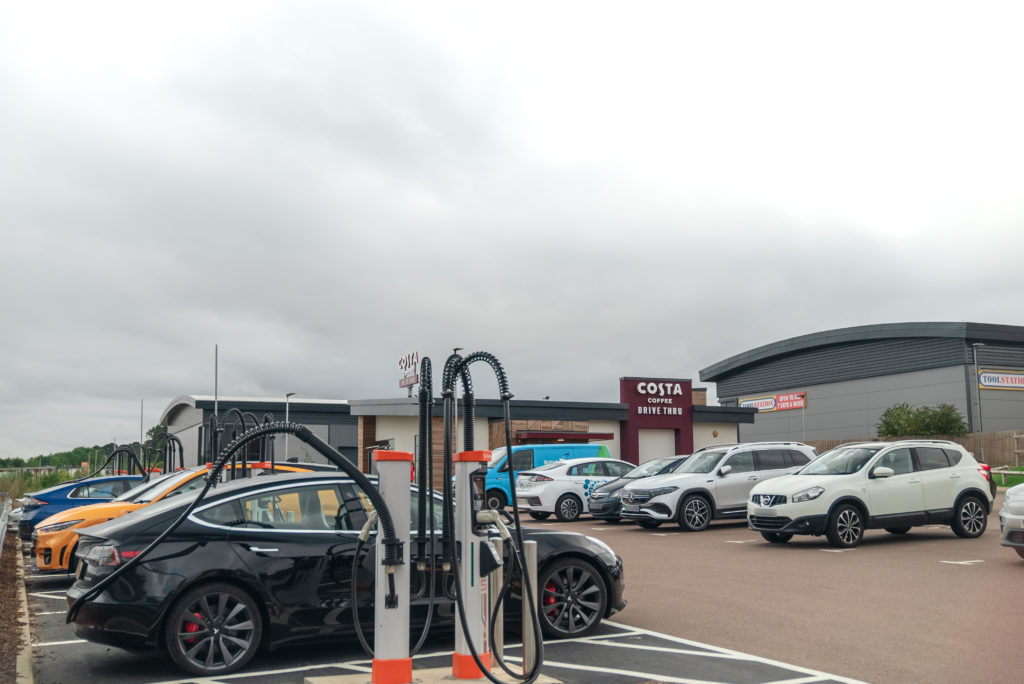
[699,321,1024,382]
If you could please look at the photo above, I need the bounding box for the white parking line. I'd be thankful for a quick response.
[820,549,854,553]
[35,640,86,647]
[940,560,984,565]
[601,621,867,684]
[38,611,65,616]
[541,659,725,684]
[29,591,69,601]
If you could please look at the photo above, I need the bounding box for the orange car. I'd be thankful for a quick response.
[33,462,325,572]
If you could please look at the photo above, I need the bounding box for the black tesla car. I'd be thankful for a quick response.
[588,455,690,521]
[67,471,625,676]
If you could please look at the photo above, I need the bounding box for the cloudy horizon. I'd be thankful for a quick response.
[3,1,1023,459]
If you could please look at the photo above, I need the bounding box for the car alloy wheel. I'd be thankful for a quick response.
[486,490,507,510]
[538,558,607,638]
[826,504,863,548]
[678,494,711,531]
[555,494,582,522]
[165,583,263,675]
[951,496,987,538]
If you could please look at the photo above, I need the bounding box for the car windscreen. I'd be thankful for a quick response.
[129,470,202,503]
[799,447,880,475]
[673,450,727,474]
[113,472,178,501]
[627,457,678,478]
[488,448,507,468]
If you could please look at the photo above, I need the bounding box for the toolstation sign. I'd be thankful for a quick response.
[740,391,807,412]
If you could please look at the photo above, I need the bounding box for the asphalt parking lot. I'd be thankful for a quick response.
[18,493,1022,683]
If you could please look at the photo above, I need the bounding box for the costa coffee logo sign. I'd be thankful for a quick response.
[620,377,692,420]
[636,381,685,397]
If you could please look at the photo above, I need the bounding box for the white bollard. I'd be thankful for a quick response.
[372,450,413,684]
[452,450,492,679]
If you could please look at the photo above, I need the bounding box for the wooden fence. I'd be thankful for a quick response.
[804,431,1024,468]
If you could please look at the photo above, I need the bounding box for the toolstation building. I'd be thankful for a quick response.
[699,321,1024,444]
[160,377,754,486]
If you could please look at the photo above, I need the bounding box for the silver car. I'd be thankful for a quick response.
[999,483,1024,559]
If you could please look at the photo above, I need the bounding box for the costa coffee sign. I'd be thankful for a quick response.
[620,377,693,424]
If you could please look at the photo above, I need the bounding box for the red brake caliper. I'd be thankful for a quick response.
[185,612,203,643]
[544,581,557,616]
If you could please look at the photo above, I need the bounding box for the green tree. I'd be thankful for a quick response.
[917,403,969,437]
[876,402,968,438]
[876,403,916,438]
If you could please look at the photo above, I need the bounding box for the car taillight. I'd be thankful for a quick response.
[23,496,46,507]
[979,463,992,482]
[529,475,553,482]
[82,544,141,567]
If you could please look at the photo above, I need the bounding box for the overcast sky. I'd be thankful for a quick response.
[3,1,1023,460]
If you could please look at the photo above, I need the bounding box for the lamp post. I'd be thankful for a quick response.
[284,392,296,462]
[972,343,986,461]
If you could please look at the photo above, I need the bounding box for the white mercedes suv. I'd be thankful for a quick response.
[747,440,993,547]
[619,442,817,530]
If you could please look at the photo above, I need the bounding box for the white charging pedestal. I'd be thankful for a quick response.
[451,450,492,680]
[372,450,413,684]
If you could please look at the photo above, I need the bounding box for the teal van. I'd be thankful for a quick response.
[484,443,612,509]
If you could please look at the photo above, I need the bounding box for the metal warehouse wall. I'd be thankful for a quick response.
[715,337,965,399]
[737,366,969,443]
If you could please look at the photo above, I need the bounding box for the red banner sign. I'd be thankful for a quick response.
[740,391,807,412]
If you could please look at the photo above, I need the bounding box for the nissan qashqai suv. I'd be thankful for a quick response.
[747,440,993,547]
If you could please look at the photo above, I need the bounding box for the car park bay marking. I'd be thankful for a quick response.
[29,591,69,601]
[35,640,86,647]
[600,621,866,684]
[940,560,984,565]
[820,549,855,553]
[726,540,757,544]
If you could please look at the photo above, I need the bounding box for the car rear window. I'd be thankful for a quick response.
[756,449,788,470]
[943,448,964,465]
[916,447,951,470]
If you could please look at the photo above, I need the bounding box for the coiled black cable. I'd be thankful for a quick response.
[441,351,545,684]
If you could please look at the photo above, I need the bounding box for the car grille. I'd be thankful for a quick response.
[749,515,792,530]
[621,490,652,504]
[750,494,787,507]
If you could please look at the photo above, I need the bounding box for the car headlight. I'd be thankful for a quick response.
[590,492,607,500]
[792,486,825,503]
[36,519,84,535]
[648,486,678,498]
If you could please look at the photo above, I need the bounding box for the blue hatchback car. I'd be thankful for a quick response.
[18,475,143,540]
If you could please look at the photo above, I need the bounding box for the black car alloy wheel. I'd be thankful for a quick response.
[165,583,263,675]
[538,558,607,638]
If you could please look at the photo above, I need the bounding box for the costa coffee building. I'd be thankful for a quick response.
[161,376,754,484]
[349,376,754,476]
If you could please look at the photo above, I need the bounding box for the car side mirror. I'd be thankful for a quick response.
[719,465,733,477]
[871,466,894,479]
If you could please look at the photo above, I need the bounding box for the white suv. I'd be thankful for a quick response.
[747,440,993,547]
[619,442,817,530]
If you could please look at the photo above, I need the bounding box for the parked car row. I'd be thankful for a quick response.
[510,439,1006,553]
